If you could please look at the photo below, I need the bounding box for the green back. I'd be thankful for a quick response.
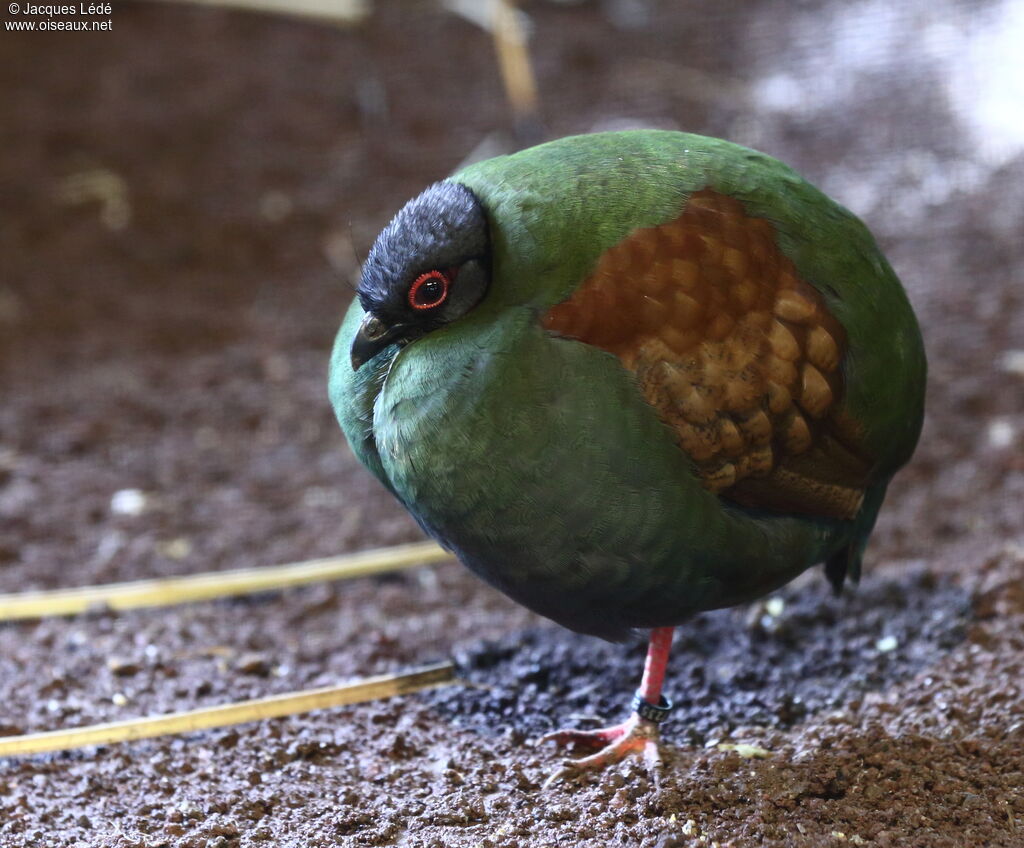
[452,130,925,473]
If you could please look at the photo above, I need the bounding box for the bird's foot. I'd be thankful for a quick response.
[539,711,662,789]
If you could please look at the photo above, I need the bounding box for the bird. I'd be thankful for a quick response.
[328,130,926,782]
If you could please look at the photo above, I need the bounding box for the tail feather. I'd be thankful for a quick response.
[824,543,862,595]
[823,478,890,594]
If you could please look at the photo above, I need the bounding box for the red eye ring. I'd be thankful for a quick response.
[408,270,451,310]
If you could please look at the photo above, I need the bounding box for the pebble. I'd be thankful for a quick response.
[716,742,773,758]
[107,657,141,676]
[110,489,148,516]
[234,653,271,676]
[156,537,192,559]
[876,636,899,653]
[987,418,1015,449]
[1000,350,1024,376]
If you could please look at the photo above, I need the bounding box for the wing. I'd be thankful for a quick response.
[542,189,873,521]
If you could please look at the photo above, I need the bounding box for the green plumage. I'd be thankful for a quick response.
[329,131,926,640]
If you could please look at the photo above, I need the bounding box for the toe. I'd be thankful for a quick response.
[540,715,665,787]
[539,724,626,749]
[642,738,661,769]
[572,734,646,770]
[541,761,580,790]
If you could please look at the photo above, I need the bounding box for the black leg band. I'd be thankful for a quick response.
[631,691,673,724]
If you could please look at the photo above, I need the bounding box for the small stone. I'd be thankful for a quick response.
[156,538,192,560]
[716,742,772,758]
[609,787,631,808]
[546,804,575,822]
[235,653,271,676]
[1000,349,1024,376]
[987,418,1015,449]
[107,657,141,677]
[110,489,148,516]
[875,635,898,653]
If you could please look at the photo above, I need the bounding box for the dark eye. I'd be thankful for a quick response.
[408,270,451,310]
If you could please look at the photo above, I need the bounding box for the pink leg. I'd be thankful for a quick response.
[638,625,674,704]
[540,627,675,787]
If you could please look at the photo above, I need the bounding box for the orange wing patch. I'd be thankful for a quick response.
[543,190,872,521]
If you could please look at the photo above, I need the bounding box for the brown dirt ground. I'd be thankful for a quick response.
[1,2,1023,846]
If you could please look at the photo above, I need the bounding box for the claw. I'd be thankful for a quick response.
[539,712,663,788]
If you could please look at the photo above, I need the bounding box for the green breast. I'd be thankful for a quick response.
[332,301,848,639]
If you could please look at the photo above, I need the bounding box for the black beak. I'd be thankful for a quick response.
[351,312,407,371]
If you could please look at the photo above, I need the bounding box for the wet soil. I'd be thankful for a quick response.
[1,2,1023,847]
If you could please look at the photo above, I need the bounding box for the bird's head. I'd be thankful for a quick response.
[350,182,491,370]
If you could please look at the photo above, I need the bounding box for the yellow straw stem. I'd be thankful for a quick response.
[492,0,540,124]
[0,541,452,622]
[0,662,455,757]
[137,0,371,25]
